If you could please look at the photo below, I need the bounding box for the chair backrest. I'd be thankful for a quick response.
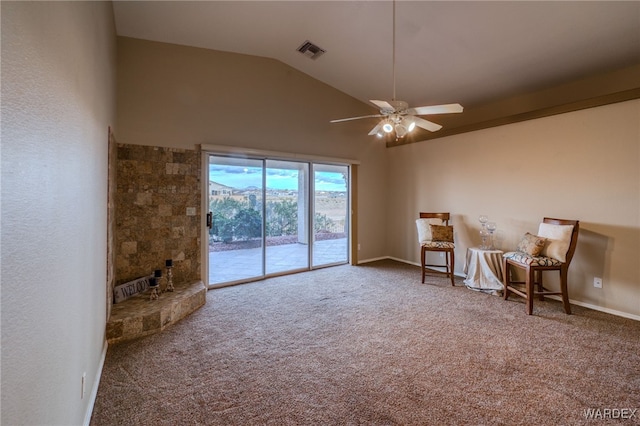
[419,212,450,226]
[543,217,580,265]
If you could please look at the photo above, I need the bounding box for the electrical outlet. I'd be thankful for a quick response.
[357,244,361,251]
[81,372,86,399]
[594,277,603,288]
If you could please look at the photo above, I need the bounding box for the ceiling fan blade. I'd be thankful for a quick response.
[408,103,464,115]
[370,100,395,111]
[330,114,384,123]
[413,116,443,132]
[368,123,383,136]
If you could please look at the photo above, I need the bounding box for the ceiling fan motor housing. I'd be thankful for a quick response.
[380,100,409,115]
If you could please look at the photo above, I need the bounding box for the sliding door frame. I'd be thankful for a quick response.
[201,144,359,288]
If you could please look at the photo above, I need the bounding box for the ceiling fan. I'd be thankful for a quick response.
[330,1,463,139]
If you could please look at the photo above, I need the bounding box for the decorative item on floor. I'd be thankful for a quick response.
[113,275,153,304]
[149,277,159,300]
[486,222,497,249]
[154,269,163,294]
[165,259,174,292]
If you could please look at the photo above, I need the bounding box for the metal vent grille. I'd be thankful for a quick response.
[296,40,326,60]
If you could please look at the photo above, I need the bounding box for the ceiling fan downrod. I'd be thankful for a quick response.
[392,0,396,102]
[328,0,464,139]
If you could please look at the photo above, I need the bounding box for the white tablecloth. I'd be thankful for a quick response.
[463,247,504,294]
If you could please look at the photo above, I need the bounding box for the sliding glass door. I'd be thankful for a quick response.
[207,154,348,286]
[208,156,264,284]
[265,160,309,275]
[312,164,349,267]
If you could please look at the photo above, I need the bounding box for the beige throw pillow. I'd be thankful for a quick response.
[538,223,574,262]
[430,224,454,243]
[516,232,546,256]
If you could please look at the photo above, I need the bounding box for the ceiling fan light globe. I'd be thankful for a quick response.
[395,124,408,138]
[382,122,394,133]
[407,121,416,132]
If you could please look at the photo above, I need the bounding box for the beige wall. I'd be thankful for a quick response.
[1,2,116,425]
[116,37,389,261]
[387,99,640,318]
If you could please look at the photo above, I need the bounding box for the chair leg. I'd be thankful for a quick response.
[503,260,510,300]
[536,270,545,301]
[525,267,535,315]
[560,268,572,314]
[449,249,455,286]
[421,247,426,284]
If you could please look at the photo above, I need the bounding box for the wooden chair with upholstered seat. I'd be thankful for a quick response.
[502,217,580,315]
[416,212,455,286]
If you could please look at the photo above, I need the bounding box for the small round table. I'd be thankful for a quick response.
[463,247,504,295]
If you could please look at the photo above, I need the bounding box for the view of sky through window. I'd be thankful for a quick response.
[209,165,346,192]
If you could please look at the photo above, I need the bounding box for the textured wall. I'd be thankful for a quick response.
[115,143,201,288]
[1,2,116,425]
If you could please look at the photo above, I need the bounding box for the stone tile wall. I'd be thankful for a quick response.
[115,143,201,289]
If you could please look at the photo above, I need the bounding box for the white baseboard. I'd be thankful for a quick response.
[357,255,392,264]
[387,256,466,277]
[387,256,420,267]
[84,340,108,426]
[360,256,639,321]
[544,295,640,322]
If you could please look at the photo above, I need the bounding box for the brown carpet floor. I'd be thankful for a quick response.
[91,260,640,425]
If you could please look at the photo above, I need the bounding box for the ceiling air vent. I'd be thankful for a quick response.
[297,40,326,60]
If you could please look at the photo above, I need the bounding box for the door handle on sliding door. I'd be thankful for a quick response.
[206,212,213,229]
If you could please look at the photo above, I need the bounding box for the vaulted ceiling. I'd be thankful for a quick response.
[112,1,640,141]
